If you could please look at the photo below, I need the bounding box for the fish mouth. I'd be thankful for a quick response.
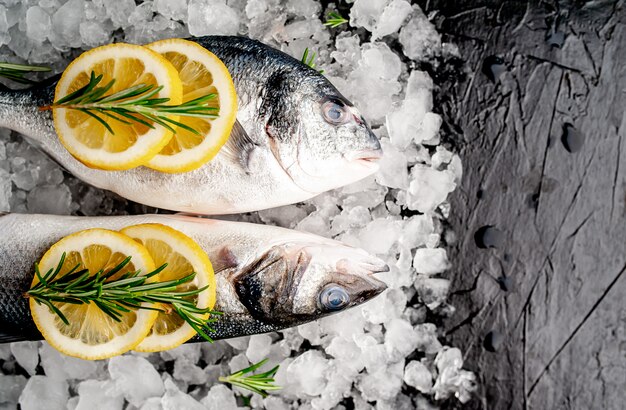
[359,257,389,296]
[345,149,384,163]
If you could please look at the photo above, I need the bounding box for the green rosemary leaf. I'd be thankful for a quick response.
[219,359,281,398]
[79,108,115,134]
[46,71,219,137]
[26,254,220,343]
[96,109,134,126]
[324,11,349,28]
[0,62,51,84]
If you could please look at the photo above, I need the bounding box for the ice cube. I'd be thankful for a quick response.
[357,361,403,401]
[415,277,450,309]
[406,166,456,213]
[326,337,363,372]
[433,347,477,403]
[357,217,403,255]
[227,352,250,376]
[0,374,27,406]
[19,376,68,410]
[246,334,272,364]
[201,341,231,365]
[188,0,239,36]
[200,384,238,410]
[259,204,308,229]
[160,344,202,364]
[398,6,441,61]
[75,380,123,410]
[79,21,110,47]
[285,0,320,18]
[50,0,84,49]
[414,323,443,355]
[385,71,437,150]
[403,360,432,393]
[375,139,409,189]
[245,0,268,20]
[371,0,412,40]
[161,378,204,410]
[10,341,39,375]
[413,248,449,275]
[284,350,328,396]
[384,319,419,361]
[264,396,290,410]
[39,342,99,380]
[0,168,11,212]
[104,0,136,28]
[0,6,10,47]
[345,42,402,123]
[154,0,186,21]
[349,0,388,32]
[108,355,164,407]
[298,320,322,345]
[224,336,249,351]
[139,397,164,410]
[173,358,208,386]
[26,184,73,215]
[25,6,51,43]
[331,205,372,235]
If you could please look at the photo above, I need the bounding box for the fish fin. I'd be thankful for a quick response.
[221,120,260,173]
[212,246,239,274]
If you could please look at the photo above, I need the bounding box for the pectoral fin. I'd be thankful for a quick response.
[220,120,260,174]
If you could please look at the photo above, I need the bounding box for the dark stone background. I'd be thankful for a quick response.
[416,1,626,409]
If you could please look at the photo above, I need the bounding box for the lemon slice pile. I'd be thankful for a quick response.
[53,39,237,172]
[29,224,216,360]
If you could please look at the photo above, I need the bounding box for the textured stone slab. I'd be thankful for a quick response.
[419,1,626,408]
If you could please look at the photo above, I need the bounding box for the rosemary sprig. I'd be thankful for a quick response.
[219,359,281,398]
[41,71,219,136]
[324,11,349,28]
[301,48,324,74]
[26,252,220,342]
[0,62,51,84]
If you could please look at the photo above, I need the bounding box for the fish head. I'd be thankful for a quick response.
[265,72,383,194]
[234,240,388,326]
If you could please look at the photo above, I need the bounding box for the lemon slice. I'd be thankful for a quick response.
[29,229,158,360]
[145,38,238,173]
[53,43,183,170]
[120,223,216,352]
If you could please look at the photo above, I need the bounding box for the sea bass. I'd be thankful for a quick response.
[0,213,388,343]
[0,36,382,214]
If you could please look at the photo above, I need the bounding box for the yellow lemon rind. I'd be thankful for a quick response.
[30,228,159,360]
[120,223,215,352]
[53,43,183,171]
[145,39,238,173]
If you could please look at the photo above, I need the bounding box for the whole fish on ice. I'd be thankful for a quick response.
[0,213,388,343]
[0,36,382,214]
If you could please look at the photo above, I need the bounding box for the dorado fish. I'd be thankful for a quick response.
[0,213,388,343]
[0,36,382,214]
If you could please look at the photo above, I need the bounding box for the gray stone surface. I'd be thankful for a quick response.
[419,1,626,409]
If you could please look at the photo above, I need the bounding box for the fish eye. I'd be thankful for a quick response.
[319,285,350,311]
[322,100,350,125]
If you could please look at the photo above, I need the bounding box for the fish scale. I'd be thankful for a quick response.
[0,213,387,343]
[0,36,383,215]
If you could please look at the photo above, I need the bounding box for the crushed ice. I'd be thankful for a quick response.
[0,0,476,408]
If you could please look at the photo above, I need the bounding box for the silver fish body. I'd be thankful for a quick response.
[0,213,388,343]
[0,36,382,214]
